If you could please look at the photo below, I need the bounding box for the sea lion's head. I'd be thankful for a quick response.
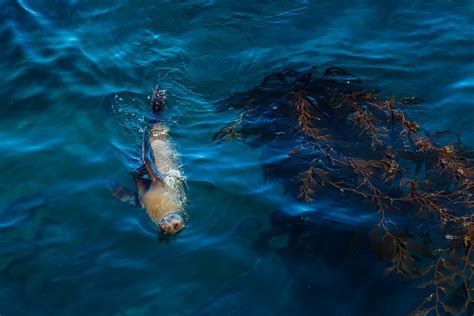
[159,212,185,235]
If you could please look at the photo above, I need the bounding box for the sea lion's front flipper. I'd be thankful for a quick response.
[142,131,165,184]
[107,180,141,208]
[134,169,151,198]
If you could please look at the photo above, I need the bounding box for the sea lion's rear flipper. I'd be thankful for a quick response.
[142,130,166,184]
[107,180,141,208]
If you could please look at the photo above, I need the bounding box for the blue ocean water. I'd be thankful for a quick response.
[0,0,473,315]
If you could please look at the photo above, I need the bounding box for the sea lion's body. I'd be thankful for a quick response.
[139,124,186,225]
[110,87,187,235]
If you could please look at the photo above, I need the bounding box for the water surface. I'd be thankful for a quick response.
[0,1,473,315]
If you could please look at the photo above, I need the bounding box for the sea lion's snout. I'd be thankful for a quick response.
[159,212,185,235]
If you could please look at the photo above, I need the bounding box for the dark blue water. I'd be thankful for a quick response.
[1,1,473,315]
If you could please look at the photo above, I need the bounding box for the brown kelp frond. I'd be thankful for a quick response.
[298,166,318,202]
[288,90,330,142]
[298,166,329,202]
[411,230,474,316]
[349,107,387,149]
[214,66,474,314]
[212,119,242,142]
[370,228,419,277]
[212,109,252,143]
[381,154,401,183]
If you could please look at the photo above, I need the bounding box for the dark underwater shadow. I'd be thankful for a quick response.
[212,66,474,315]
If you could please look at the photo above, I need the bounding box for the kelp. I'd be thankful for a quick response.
[214,67,474,315]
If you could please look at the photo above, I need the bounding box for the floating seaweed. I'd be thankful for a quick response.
[214,67,474,315]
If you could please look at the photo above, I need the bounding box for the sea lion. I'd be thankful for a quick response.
[110,87,187,235]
